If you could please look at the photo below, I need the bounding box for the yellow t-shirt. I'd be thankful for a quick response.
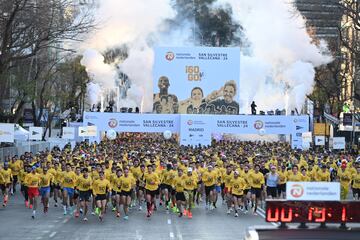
[278,171,287,184]
[183,174,197,191]
[231,176,246,196]
[0,169,12,184]
[120,175,135,192]
[316,171,330,182]
[144,172,160,191]
[162,170,177,186]
[202,170,217,187]
[25,173,40,188]
[338,169,352,187]
[76,176,92,191]
[39,172,54,187]
[61,171,78,188]
[223,172,234,188]
[249,172,265,188]
[287,173,303,182]
[352,172,360,189]
[173,175,185,192]
[92,179,111,195]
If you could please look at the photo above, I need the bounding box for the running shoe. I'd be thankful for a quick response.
[83,217,88,221]
[227,209,231,214]
[63,209,67,215]
[54,203,58,207]
[183,209,187,216]
[188,211,193,219]
[138,206,142,211]
[123,215,129,220]
[95,207,100,215]
[29,204,33,209]
[235,212,239,217]
[74,211,80,218]
[178,212,183,218]
[25,201,29,208]
[116,212,120,218]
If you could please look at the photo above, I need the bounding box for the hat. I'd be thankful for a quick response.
[234,170,239,175]
[187,167,192,172]
[271,165,276,169]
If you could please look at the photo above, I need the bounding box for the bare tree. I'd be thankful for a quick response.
[0,0,94,106]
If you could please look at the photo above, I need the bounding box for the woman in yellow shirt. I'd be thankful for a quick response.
[92,171,111,221]
[120,167,135,220]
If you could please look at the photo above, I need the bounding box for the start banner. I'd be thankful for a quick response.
[286,182,340,201]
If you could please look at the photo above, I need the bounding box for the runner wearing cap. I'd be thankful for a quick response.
[264,165,279,199]
[202,164,217,210]
[230,170,246,217]
[183,167,197,218]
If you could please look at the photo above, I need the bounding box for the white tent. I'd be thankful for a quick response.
[14,124,29,141]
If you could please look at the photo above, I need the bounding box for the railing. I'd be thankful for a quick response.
[0,142,50,162]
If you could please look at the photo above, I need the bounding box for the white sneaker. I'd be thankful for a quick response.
[227,209,231,214]
[235,212,239,217]
[91,211,95,215]
[138,206,142,211]
[83,217,88,221]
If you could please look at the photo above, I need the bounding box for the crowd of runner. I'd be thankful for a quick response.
[0,133,359,221]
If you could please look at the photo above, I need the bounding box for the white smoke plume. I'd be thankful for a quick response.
[80,0,332,114]
[215,0,332,113]
[79,0,177,112]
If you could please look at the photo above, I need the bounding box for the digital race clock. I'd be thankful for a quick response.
[266,200,360,223]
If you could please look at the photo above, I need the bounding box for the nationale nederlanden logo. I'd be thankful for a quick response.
[165,51,175,61]
[254,120,264,130]
[187,120,193,126]
[108,118,118,128]
[290,184,304,198]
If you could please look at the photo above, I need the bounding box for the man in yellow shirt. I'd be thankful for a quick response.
[173,168,186,217]
[120,167,135,220]
[9,156,22,195]
[316,165,330,182]
[249,164,265,215]
[201,165,218,210]
[144,165,160,218]
[76,168,92,221]
[231,170,246,217]
[24,166,40,219]
[0,162,12,207]
[61,163,78,215]
[39,167,54,213]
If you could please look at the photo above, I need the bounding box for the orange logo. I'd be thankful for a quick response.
[165,52,175,61]
[108,118,118,128]
[290,184,304,198]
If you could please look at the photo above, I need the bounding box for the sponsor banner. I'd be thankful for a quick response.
[84,112,179,133]
[29,127,43,140]
[62,127,75,140]
[286,182,340,201]
[291,116,310,150]
[180,115,212,146]
[0,123,14,143]
[153,47,241,114]
[332,137,346,150]
[301,132,312,150]
[78,127,88,137]
[315,136,325,146]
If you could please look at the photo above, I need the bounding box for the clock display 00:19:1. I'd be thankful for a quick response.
[265,201,360,223]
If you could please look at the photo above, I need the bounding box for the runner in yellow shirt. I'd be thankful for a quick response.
[144,165,160,218]
[39,167,54,213]
[75,168,92,221]
[316,165,330,182]
[0,162,12,207]
[120,167,135,220]
[202,165,218,210]
[249,164,264,215]
[173,168,186,218]
[92,171,111,221]
[183,167,197,218]
[230,170,246,217]
[24,167,40,219]
[223,165,234,214]
[61,164,78,215]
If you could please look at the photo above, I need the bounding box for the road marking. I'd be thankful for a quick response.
[167,219,171,225]
[169,232,174,238]
[42,230,50,234]
[135,230,143,240]
[49,232,57,238]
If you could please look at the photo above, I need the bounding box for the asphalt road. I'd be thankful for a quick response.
[0,190,272,240]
